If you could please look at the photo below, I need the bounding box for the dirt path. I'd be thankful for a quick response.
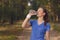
[17,30,60,40]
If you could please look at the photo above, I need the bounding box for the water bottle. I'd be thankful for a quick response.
[29,9,37,15]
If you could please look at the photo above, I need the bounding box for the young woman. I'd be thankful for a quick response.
[22,7,50,40]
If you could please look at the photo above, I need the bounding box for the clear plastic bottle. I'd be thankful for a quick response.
[29,9,37,15]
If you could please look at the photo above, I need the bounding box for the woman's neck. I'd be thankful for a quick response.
[38,17,44,22]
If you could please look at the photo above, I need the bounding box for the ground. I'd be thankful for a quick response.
[17,28,60,40]
[0,21,60,40]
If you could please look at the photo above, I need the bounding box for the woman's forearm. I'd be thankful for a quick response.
[22,13,32,28]
[22,18,30,28]
[46,37,50,40]
[22,12,35,28]
[46,31,50,40]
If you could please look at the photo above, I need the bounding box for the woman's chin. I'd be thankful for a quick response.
[37,15,42,17]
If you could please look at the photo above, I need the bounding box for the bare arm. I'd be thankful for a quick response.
[22,10,37,28]
[22,17,31,28]
[22,13,35,28]
[45,31,50,40]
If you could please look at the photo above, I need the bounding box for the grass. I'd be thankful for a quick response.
[51,23,60,32]
[0,20,59,40]
[0,21,23,40]
[0,35,17,40]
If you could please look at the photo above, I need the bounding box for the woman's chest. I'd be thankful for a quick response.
[32,20,47,32]
[32,23,46,32]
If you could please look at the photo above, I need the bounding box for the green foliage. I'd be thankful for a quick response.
[53,23,60,32]
[0,0,60,23]
[0,35,16,40]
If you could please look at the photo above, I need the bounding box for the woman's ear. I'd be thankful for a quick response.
[43,13,45,16]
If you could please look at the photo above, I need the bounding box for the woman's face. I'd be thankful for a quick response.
[37,8,45,17]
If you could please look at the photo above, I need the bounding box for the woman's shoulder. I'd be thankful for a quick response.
[30,19,37,22]
[29,19,37,23]
[29,19,37,25]
[47,22,50,25]
[46,22,50,27]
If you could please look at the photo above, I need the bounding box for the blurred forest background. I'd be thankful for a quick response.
[0,0,60,40]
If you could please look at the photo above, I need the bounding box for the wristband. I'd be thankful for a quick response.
[26,14,31,19]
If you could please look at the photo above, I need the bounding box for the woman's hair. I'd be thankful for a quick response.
[38,7,49,26]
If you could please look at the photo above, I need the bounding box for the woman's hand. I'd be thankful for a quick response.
[26,13,32,19]
[27,10,37,17]
[26,13,35,19]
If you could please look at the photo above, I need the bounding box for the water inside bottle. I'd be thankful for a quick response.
[29,9,37,15]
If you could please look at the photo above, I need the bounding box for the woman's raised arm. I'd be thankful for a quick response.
[22,14,31,28]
